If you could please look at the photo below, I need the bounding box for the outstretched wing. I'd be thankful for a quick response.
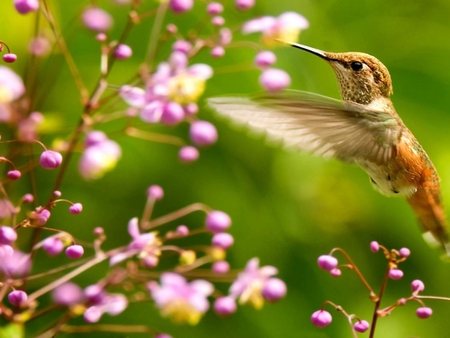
[207,90,404,165]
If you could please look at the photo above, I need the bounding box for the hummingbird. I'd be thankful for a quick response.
[207,42,449,253]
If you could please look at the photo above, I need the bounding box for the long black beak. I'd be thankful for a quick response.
[276,40,330,60]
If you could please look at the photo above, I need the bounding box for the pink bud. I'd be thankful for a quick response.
[255,51,276,68]
[207,2,223,15]
[40,150,63,170]
[416,307,432,319]
[205,211,231,232]
[214,296,237,316]
[211,46,225,58]
[82,8,113,32]
[411,279,425,293]
[212,260,230,274]
[311,310,332,328]
[66,245,84,259]
[189,121,218,147]
[147,185,164,200]
[235,0,255,10]
[388,268,404,280]
[69,203,83,214]
[353,320,370,333]
[114,44,132,60]
[169,0,193,13]
[399,247,410,257]
[7,170,21,180]
[14,0,39,14]
[3,54,18,63]
[212,232,234,250]
[317,255,338,271]
[370,241,380,252]
[262,278,287,302]
[259,68,291,92]
[8,290,27,306]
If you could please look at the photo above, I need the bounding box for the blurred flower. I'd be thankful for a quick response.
[0,226,17,245]
[28,36,51,57]
[79,131,121,180]
[179,146,199,163]
[42,236,65,256]
[242,12,309,47]
[82,8,113,32]
[207,3,223,15]
[255,51,276,68]
[120,52,213,123]
[169,0,193,14]
[18,111,44,142]
[52,282,85,306]
[229,258,279,309]
[84,287,128,323]
[14,0,39,14]
[235,0,255,10]
[0,66,25,104]
[0,199,16,219]
[212,260,230,274]
[0,248,31,277]
[110,218,162,268]
[149,272,213,325]
[259,68,291,92]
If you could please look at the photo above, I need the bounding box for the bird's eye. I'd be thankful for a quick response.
[350,61,363,71]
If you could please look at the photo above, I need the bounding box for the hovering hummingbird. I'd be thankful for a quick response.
[207,42,449,253]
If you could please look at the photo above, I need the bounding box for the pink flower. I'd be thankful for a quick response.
[83,286,128,323]
[109,218,161,268]
[79,131,121,179]
[242,12,309,46]
[229,258,280,309]
[0,66,25,104]
[149,272,213,325]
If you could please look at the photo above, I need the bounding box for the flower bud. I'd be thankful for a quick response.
[205,211,231,232]
[66,245,84,259]
[8,290,27,306]
[311,310,332,328]
[113,44,132,60]
[214,296,237,316]
[190,121,218,147]
[353,320,370,333]
[40,150,63,170]
[262,278,287,302]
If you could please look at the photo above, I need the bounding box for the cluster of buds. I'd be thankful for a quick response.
[312,242,443,336]
[0,185,285,336]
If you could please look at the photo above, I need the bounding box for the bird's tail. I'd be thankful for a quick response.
[406,187,450,255]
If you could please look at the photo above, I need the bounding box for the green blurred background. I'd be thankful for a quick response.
[3,0,450,337]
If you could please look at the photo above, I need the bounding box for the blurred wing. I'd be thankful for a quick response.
[207,90,404,164]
